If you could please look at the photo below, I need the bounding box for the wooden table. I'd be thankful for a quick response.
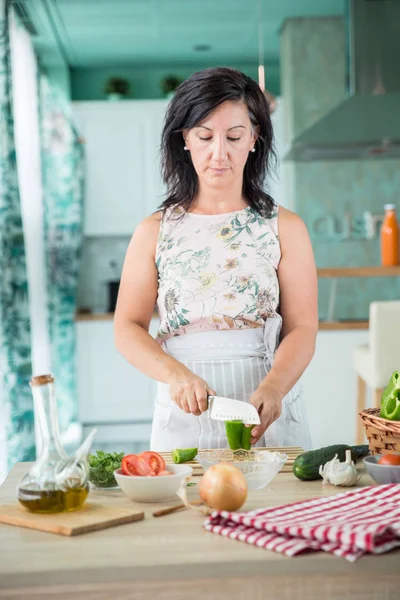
[0,463,399,600]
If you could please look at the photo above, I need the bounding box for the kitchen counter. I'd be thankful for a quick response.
[76,312,369,330]
[76,266,400,327]
[0,463,399,599]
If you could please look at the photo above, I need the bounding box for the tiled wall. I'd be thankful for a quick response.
[77,236,130,312]
[281,17,400,321]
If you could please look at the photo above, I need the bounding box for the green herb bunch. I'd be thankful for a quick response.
[88,450,125,488]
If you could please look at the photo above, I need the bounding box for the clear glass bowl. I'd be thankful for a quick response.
[88,467,119,491]
[196,449,288,491]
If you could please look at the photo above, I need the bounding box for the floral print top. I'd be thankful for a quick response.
[155,204,281,342]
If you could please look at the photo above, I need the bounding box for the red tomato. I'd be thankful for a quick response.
[122,454,152,476]
[159,470,172,476]
[139,451,166,476]
[377,454,400,466]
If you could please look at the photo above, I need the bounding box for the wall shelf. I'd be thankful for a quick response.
[319,321,368,331]
[317,266,400,278]
[317,266,400,322]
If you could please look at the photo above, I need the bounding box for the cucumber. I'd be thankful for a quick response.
[293,444,369,481]
[172,448,198,464]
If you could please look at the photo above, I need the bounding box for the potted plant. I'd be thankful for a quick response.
[160,75,182,99]
[104,77,130,101]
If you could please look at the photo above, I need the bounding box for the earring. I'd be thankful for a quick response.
[251,147,256,153]
[184,146,188,151]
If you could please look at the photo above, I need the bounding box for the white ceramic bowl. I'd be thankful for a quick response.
[114,464,192,503]
[196,449,287,491]
[363,455,400,484]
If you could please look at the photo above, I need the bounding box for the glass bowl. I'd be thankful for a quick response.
[88,467,119,491]
[196,449,288,491]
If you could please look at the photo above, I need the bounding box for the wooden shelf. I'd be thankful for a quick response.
[317,266,400,278]
[76,312,158,322]
[319,320,368,330]
[76,312,114,321]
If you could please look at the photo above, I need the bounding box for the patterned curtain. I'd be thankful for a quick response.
[39,74,84,433]
[0,0,35,469]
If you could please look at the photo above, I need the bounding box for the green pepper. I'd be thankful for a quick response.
[225,421,254,451]
[225,421,243,450]
[240,424,254,450]
[380,371,400,406]
[380,371,400,419]
[172,448,198,463]
[380,388,400,421]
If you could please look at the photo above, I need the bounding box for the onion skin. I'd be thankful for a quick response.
[199,463,247,511]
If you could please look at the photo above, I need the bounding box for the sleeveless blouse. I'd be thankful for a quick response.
[155,205,281,342]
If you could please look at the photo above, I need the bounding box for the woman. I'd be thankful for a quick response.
[114,67,318,451]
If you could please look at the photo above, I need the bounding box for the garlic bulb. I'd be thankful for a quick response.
[319,450,359,487]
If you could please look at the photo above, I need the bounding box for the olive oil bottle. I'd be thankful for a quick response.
[17,484,89,513]
[16,374,96,514]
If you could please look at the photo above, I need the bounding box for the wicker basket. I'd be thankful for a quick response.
[360,408,400,455]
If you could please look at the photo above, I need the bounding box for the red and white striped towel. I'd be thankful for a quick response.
[203,484,400,561]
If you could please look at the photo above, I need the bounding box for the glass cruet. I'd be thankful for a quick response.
[16,374,97,513]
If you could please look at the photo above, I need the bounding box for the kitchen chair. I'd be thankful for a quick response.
[353,301,400,444]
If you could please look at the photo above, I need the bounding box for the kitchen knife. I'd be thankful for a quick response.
[208,396,260,425]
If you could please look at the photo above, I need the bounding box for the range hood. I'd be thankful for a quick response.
[285,0,400,161]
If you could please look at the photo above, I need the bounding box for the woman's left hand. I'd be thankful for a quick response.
[248,384,283,444]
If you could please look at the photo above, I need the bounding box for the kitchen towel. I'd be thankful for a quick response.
[204,484,400,562]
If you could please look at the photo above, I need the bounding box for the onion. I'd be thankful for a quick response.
[199,463,247,512]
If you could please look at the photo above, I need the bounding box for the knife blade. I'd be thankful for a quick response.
[208,396,260,425]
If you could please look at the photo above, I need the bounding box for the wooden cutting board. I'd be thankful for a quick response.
[0,501,144,536]
[159,446,304,477]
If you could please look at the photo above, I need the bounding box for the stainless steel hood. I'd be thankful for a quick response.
[285,0,400,161]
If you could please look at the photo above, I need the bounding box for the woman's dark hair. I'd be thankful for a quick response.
[160,67,276,216]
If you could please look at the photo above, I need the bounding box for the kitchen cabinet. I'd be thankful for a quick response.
[72,100,169,236]
[301,328,369,448]
[76,318,160,449]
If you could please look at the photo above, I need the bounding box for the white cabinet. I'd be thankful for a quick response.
[301,329,369,449]
[72,100,169,236]
[76,318,159,432]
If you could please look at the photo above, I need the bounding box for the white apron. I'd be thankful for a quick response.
[150,318,312,451]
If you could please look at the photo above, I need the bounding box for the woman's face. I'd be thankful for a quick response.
[183,101,258,191]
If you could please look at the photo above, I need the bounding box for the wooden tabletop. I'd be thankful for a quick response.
[0,463,399,599]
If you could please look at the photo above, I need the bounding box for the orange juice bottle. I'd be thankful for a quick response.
[380,204,399,266]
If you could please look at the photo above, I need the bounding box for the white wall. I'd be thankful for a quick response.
[269,97,295,211]
[268,97,285,208]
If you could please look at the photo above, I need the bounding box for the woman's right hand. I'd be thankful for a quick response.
[169,373,216,416]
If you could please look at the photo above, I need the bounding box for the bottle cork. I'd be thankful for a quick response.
[30,374,54,387]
